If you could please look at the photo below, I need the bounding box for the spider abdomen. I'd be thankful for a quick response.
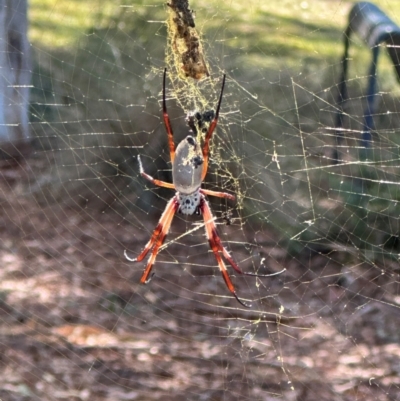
[177,189,201,215]
[172,135,203,194]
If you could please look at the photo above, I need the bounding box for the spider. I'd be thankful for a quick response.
[125,68,273,307]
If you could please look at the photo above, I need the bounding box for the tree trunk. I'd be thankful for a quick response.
[0,0,31,161]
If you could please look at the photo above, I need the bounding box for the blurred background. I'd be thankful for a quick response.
[1,1,400,400]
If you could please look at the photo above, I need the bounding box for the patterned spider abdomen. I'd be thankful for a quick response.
[173,135,204,214]
[177,190,201,215]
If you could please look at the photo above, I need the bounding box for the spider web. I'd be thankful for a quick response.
[1,0,400,400]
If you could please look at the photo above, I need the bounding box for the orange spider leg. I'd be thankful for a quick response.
[218,245,285,277]
[200,197,250,307]
[125,197,178,263]
[137,155,175,189]
[200,188,235,201]
[140,198,178,284]
[163,68,175,163]
[125,197,179,283]
[201,74,226,182]
[207,208,284,278]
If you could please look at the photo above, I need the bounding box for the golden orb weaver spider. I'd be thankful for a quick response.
[125,68,275,307]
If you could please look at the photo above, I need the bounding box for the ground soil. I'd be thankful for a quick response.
[0,155,399,401]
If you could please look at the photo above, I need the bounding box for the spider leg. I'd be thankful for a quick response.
[200,188,235,201]
[140,200,177,284]
[200,190,282,278]
[125,197,179,284]
[210,215,284,278]
[163,68,176,164]
[201,74,226,182]
[200,196,251,308]
[218,242,285,277]
[137,155,175,189]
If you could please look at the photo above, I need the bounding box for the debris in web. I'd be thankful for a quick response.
[167,0,210,80]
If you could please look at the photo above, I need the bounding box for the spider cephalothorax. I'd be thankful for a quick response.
[125,68,275,307]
